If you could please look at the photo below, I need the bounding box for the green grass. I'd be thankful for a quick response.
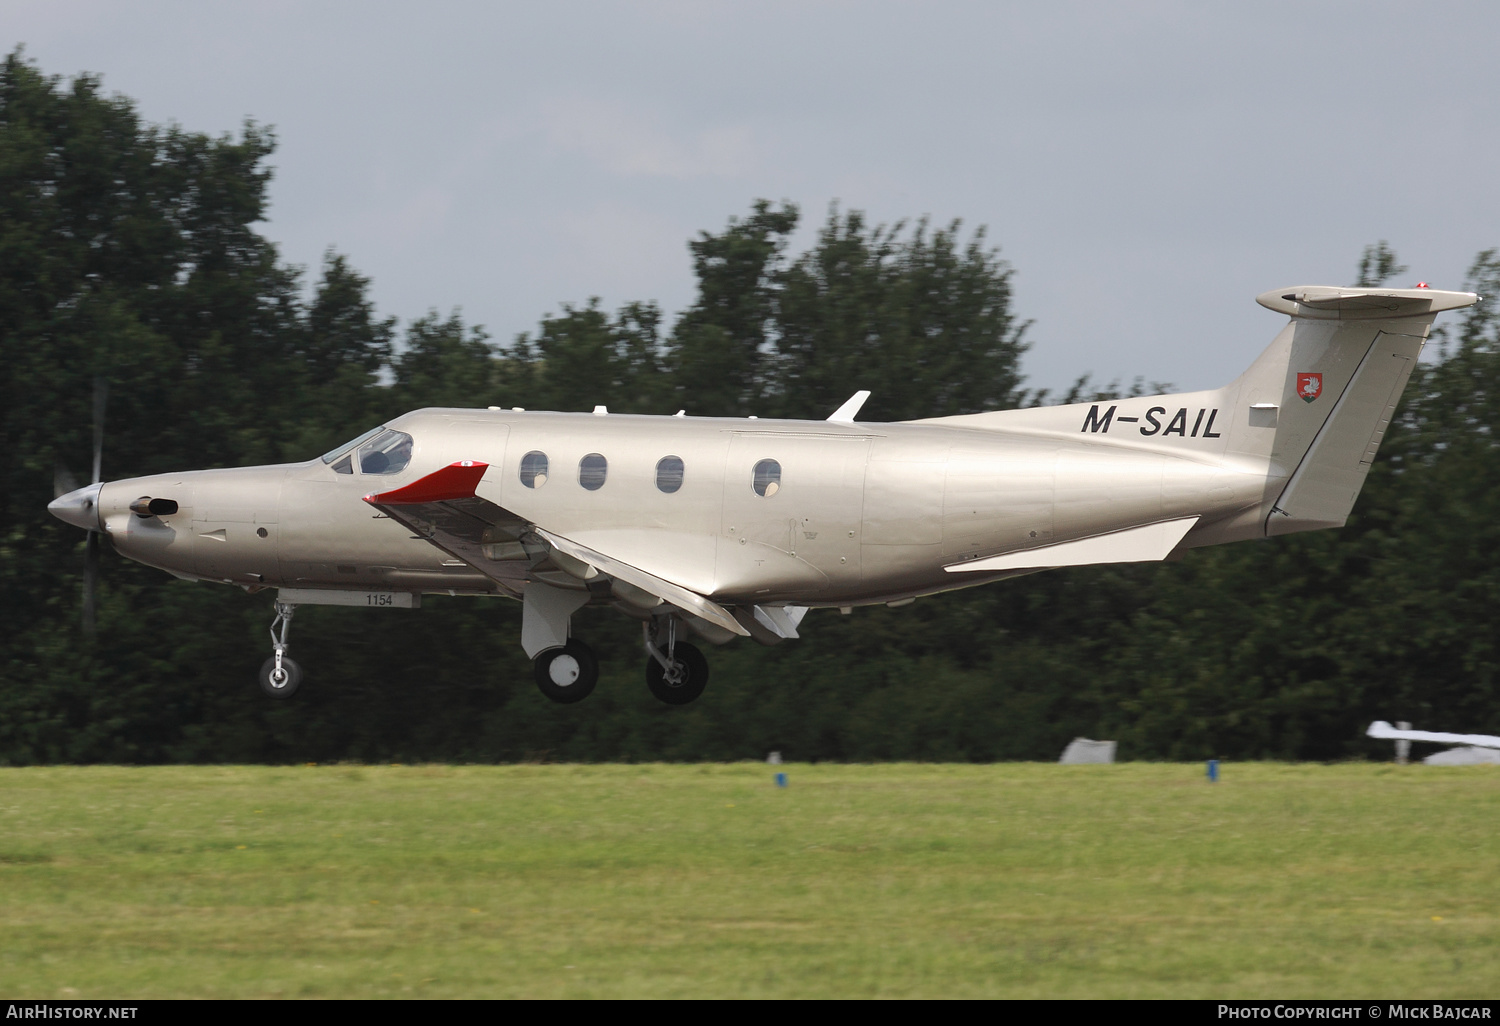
[0,762,1497,998]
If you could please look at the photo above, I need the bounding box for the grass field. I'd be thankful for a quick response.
[1,762,1498,998]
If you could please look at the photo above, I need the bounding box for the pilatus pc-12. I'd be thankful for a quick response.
[49,285,1478,704]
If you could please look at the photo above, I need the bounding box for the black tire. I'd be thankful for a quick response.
[645,641,709,705]
[258,654,303,699]
[534,640,599,704]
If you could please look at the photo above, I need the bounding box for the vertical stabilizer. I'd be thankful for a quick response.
[1244,287,1476,536]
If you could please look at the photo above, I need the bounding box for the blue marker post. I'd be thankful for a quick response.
[775,772,788,788]
[1207,759,1219,783]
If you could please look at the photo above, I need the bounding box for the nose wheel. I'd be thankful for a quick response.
[533,639,599,704]
[643,618,709,705]
[259,601,302,699]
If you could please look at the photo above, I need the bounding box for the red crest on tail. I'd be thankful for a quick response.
[1296,372,1323,403]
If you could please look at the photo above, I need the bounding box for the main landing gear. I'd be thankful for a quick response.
[527,615,710,707]
[258,600,303,699]
[642,617,709,706]
[533,639,599,704]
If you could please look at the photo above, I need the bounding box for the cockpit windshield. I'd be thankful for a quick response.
[356,428,414,475]
[321,427,384,465]
[319,426,414,475]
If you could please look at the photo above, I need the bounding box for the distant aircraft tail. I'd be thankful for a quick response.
[1226,287,1476,536]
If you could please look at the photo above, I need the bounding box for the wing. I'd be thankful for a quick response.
[1366,721,1500,750]
[363,461,749,637]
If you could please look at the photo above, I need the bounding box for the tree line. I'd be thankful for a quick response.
[3,49,1497,764]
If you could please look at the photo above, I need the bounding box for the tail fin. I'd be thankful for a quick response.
[1233,286,1476,535]
[914,283,1478,544]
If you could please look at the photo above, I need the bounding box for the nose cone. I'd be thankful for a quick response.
[49,482,104,532]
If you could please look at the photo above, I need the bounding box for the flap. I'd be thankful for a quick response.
[534,528,748,637]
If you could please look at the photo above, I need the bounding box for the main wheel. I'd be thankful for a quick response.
[534,640,599,704]
[258,654,303,699]
[645,641,709,705]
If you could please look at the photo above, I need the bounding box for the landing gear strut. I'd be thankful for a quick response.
[643,617,709,705]
[534,639,599,704]
[258,600,302,699]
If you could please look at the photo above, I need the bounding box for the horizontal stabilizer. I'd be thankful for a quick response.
[1366,721,1500,750]
[1257,286,1478,321]
[945,517,1199,573]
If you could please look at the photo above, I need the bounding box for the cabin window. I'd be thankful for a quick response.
[579,453,608,491]
[655,455,685,494]
[357,429,414,475]
[752,459,781,497]
[519,451,549,488]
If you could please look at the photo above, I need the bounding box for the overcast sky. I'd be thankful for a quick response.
[10,1,1500,401]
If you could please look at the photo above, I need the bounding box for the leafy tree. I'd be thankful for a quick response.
[772,206,1029,421]
[667,199,799,417]
[509,300,671,414]
[1354,240,1408,287]
[387,310,500,412]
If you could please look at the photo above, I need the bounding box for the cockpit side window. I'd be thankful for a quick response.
[357,429,415,475]
[321,426,384,465]
[331,454,354,475]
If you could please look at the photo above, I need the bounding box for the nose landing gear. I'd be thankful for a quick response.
[643,617,709,705]
[258,601,302,699]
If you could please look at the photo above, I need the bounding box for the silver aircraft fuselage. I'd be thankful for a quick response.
[78,407,1266,607]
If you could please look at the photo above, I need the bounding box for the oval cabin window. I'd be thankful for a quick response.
[655,455,685,494]
[579,453,608,491]
[752,459,781,497]
[519,451,549,488]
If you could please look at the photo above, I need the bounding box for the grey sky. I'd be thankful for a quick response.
[10,1,1500,401]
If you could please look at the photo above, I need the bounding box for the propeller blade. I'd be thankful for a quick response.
[83,531,99,639]
[54,463,81,500]
[91,376,108,484]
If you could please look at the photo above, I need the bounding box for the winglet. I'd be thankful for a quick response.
[827,390,871,423]
[363,461,489,505]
